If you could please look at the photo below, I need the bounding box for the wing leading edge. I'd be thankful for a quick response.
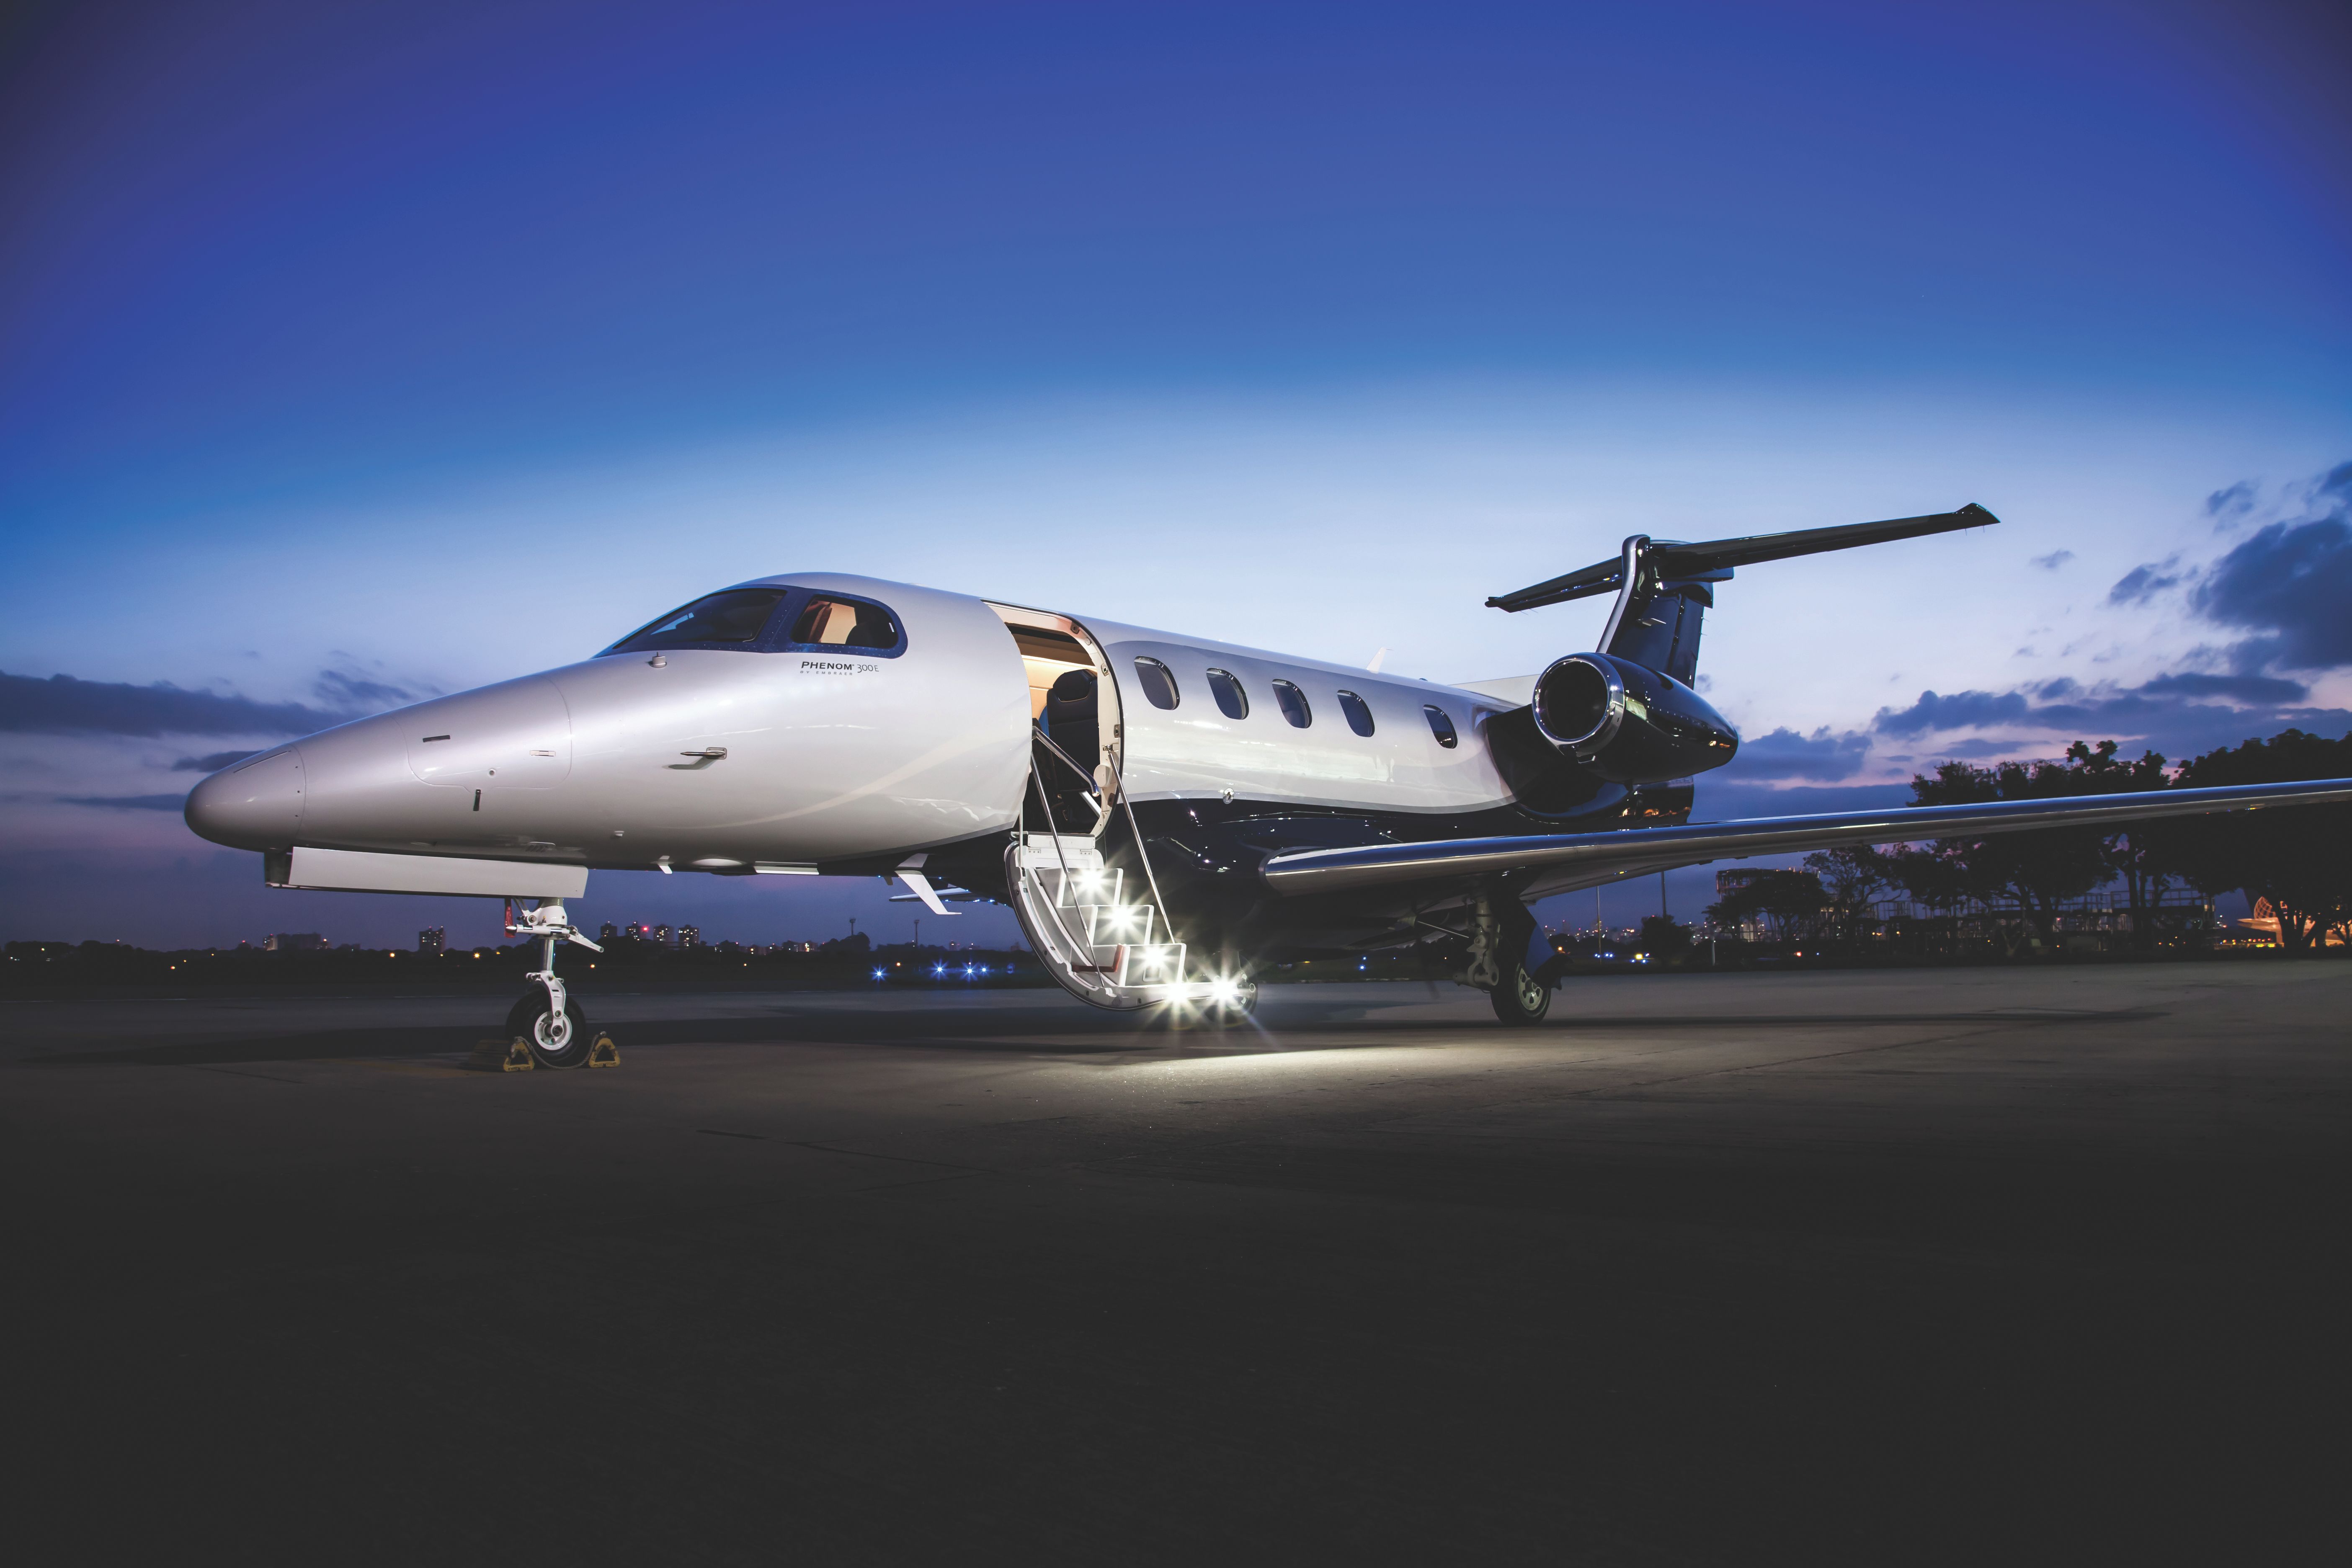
[1257,778,2352,900]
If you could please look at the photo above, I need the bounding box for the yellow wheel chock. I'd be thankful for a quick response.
[464,1037,536,1072]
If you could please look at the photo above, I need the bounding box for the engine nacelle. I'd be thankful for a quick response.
[1531,652,1739,784]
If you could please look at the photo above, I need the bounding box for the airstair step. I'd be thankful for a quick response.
[1054,867,1122,908]
[1077,903,1155,944]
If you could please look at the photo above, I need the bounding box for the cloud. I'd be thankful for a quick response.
[57,794,191,811]
[2187,508,2352,671]
[2134,671,2308,704]
[1872,672,2351,763]
[313,665,429,710]
[1707,682,2324,787]
[1872,689,2032,736]
[1722,726,1872,781]
[2030,550,2073,570]
[171,750,260,773]
[2205,480,2257,524]
[0,668,402,738]
[2108,557,2184,605]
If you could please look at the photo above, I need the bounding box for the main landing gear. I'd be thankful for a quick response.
[1465,888,1551,1026]
[504,898,603,1068]
[1488,951,1552,1026]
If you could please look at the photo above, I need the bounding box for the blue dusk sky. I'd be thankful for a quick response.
[3,0,2348,948]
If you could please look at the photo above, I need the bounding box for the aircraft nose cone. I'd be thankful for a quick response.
[184,748,305,849]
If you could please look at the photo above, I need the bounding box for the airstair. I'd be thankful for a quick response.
[1006,737,1230,1012]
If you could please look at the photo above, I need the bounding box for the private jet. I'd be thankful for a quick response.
[186,505,2352,1064]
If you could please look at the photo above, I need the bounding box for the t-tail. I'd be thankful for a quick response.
[1486,504,1997,784]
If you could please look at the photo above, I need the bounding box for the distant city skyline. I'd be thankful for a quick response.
[4,1,2345,946]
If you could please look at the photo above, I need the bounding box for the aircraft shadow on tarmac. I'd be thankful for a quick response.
[23,1002,2166,1068]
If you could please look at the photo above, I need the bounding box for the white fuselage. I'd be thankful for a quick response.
[186,573,1523,871]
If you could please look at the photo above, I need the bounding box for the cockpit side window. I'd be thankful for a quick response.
[788,596,903,654]
[605,589,788,654]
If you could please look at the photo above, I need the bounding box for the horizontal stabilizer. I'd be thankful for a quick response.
[1257,776,2352,900]
[1488,503,1998,613]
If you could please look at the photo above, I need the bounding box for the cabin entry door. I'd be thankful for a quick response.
[985,602,1122,837]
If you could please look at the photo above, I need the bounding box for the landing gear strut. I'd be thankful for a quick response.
[1466,887,1550,1026]
[503,898,603,1068]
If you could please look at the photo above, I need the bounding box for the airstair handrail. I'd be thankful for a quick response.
[1031,725,1176,948]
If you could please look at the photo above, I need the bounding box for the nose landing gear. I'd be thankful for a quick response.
[503,898,603,1068]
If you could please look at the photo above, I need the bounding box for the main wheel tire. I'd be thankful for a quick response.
[506,989,593,1068]
[1488,956,1552,1025]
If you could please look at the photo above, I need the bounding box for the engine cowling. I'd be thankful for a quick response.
[1531,652,1739,784]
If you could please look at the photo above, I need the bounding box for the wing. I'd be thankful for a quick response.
[1258,778,2352,900]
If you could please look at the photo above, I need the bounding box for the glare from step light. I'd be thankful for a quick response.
[1096,904,1150,937]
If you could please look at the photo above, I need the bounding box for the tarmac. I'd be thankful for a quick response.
[6,963,2347,1564]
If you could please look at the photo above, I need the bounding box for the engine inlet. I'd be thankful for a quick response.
[1533,655,1624,750]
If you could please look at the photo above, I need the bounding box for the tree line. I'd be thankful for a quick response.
[1705,727,2352,956]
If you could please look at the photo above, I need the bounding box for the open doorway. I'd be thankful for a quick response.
[986,601,1122,837]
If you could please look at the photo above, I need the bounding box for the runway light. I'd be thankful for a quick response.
[872,967,887,980]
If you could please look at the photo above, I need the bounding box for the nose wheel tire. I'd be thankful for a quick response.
[506,990,593,1068]
[1488,957,1552,1026]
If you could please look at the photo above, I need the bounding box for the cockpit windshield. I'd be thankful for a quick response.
[606,589,787,654]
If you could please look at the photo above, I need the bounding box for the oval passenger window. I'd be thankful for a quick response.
[1423,704,1458,748]
[1336,690,1375,737]
[1133,656,1180,710]
[1271,680,1311,728]
[1206,668,1248,721]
